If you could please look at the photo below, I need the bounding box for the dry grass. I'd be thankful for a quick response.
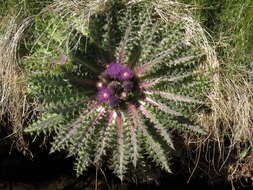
[200,70,253,143]
[197,69,253,184]
[0,15,34,153]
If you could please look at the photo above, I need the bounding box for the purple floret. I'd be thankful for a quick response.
[120,67,134,80]
[106,63,124,79]
[97,88,112,102]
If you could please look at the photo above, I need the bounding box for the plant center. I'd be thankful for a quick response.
[96,62,142,107]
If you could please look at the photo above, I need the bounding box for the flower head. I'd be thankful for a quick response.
[120,67,134,80]
[97,88,112,102]
[106,63,134,81]
[106,63,124,79]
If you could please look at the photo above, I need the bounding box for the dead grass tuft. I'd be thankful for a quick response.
[201,70,253,145]
[197,69,253,185]
[0,15,34,153]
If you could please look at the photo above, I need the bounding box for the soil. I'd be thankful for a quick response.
[0,142,250,190]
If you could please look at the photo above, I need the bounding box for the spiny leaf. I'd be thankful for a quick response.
[126,116,139,167]
[94,111,115,164]
[145,90,203,104]
[140,72,198,89]
[139,105,174,149]
[144,97,183,116]
[24,113,63,134]
[134,43,181,76]
[129,104,171,173]
[116,112,125,180]
[50,103,101,152]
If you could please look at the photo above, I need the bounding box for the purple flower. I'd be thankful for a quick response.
[120,67,134,80]
[97,88,112,102]
[106,63,124,79]
[122,81,133,90]
[106,63,134,81]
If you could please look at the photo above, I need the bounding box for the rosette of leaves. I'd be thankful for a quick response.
[24,0,208,180]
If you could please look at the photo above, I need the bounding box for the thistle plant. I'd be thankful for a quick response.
[24,0,208,180]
